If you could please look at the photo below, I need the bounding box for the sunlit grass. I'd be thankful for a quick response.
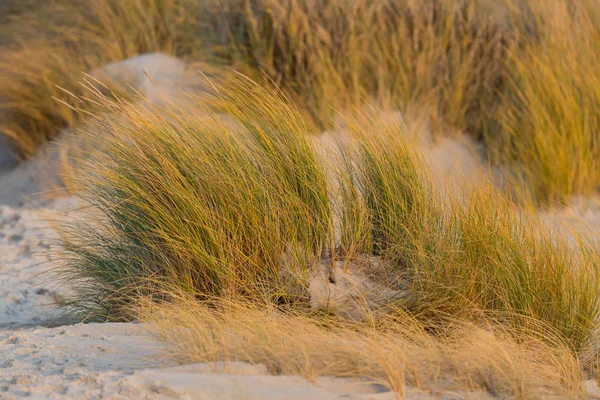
[0,0,197,157]
[337,112,600,355]
[58,77,333,319]
[59,80,600,369]
[3,0,600,204]
[139,295,587,398]
[490,0,600,204]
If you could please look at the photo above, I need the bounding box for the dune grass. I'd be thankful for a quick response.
[338,113,600,355]
[58,77,333,318]
[198,0,600,205]
[139,295,586,399]
[339,113,600,353]
[0,0,198,157]
[197,0,507,132]
[490,0,600,204]
[3,0,600,204]
[0,42,132,157]
[203,0,600,204]
[0,0,507,162]
[1,0,599,396]
[59,79,600,380]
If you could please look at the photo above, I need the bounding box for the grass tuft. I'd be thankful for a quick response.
[59,77,333,319]
[338,112,600,354]
[60,82,600,362]
[490,0,600,204]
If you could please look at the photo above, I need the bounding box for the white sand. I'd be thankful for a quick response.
[0,201,68,328]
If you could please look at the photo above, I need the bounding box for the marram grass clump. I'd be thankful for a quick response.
[61,80,600,361]
[337,112,600,355]
[0,0,198,157]
[59,77,333,319]
[491,0,600,204]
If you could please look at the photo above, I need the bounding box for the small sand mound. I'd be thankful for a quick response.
[309,256,409,320]
[0,53,202,208]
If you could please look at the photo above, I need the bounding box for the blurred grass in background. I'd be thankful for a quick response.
[2,0,600,206]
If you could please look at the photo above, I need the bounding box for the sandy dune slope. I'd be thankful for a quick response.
[3,53,600,399]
